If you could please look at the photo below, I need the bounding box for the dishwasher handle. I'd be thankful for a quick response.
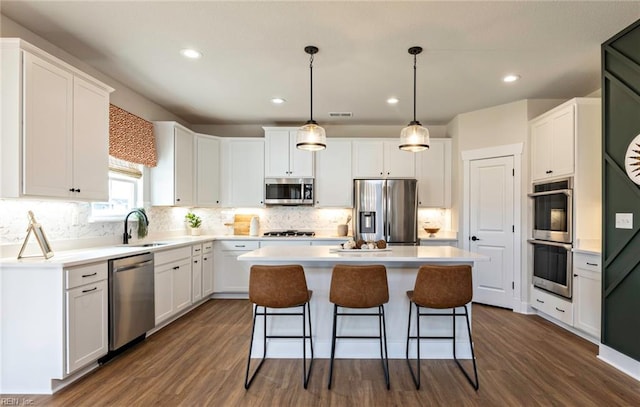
[112,259,153,273]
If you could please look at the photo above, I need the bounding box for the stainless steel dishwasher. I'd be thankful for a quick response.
[108,252,155,351]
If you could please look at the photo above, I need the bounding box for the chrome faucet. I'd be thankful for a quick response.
[123,209,149,245]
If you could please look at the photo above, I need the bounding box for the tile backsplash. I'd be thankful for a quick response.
[0,199,451,253]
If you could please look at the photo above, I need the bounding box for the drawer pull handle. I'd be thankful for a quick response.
[173,266,180,270]
[574,274,578,277]
[536,299,544,303]
[235,245,246,248]
[194,249,201,252]
[82,272,98,278]
[555,307,565,313]
[586,262,598,266]
[82,287,98,293]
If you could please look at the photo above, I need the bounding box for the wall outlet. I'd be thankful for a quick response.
[615,213,633,229]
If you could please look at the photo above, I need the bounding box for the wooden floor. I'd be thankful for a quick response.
[11,300,640,406]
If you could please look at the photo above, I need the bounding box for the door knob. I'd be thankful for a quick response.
[471,236,480,241]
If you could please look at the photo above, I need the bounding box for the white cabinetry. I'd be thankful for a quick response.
[530,98,600,183]
[573,252,601,338]
[315,139,353,207]
[202,241,214,297]
[352,139,415,178]
[195,134,221,207]
[220,139,264,207]
[154,246,192,325]
[213,240,259,294]
[264,128,314,178]
[1,39,113,200]
[416,139,452,208]
[530,287,573,326]
[65,262,108,374]
[191,244,203,303]
[150,122,194,206]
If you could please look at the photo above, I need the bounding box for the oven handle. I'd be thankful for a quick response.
[527,189,572,198]
[528,239,572,250]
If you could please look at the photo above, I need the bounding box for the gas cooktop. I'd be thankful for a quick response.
[263,230,316,237]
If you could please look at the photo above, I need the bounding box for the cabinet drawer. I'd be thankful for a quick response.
[192,244,203,256]
[218,240,259,251]
[65,262,107,289]
[531,288,573,325]
[155,246,191,265]
[574,253,601,272]
[203,241,214,253]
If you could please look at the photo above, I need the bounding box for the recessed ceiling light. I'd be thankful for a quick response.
[180,48,202,59]
[387,97,399,105]
[271,98,286,104]
[503,74,520,83]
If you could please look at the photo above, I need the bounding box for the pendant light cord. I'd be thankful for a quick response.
[412,53,417,123]
[309,53,314,122]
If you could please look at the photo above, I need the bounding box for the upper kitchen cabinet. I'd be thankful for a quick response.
[195,134,221,207]
[150,122,194,206]
[0,39,113,201]
[530,98,601,182]
[352,139,416,178]
[315,139,353,207]
[263,128,314,178]
[220,138,264,207]
[416,138,452,208]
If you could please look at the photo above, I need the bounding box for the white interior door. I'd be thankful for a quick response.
[469,156,514,308]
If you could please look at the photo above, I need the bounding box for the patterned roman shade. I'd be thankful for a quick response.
[109,104,157,167]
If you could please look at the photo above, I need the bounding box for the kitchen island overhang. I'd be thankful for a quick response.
[238,245,489,359]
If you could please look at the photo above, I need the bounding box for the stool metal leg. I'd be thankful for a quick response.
[379,305,390,390]
[327,304,338,390]
[302,302,314,389]
[245,305,267,389]
[405,301,421,389]
[452,305,479,390]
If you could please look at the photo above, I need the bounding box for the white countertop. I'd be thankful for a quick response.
[572,239,601,255]
[237,245,488,264]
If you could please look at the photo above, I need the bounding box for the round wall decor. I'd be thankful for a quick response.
[625,133,640,185]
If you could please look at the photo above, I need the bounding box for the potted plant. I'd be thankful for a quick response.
[185,212,202,235]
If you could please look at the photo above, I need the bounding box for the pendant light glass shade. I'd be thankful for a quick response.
[399,46,430,152]
[297,45,326,151]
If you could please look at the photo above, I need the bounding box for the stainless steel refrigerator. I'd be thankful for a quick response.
[353,179,418,245]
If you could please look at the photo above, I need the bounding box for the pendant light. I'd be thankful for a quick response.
[399,46,430,152]
[296,45,326,151]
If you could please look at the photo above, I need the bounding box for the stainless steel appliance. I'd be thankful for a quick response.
[529,178,573,243]
[108,253,155,351]
[264,178,314,205]
[528,177,574,299]
[353,179,418,245]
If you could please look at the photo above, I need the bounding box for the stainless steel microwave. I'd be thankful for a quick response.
[264,178,314,205]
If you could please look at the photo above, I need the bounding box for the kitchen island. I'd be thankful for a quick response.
[238,245,488,359]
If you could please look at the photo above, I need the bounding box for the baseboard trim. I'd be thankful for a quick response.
[598,344,640,381]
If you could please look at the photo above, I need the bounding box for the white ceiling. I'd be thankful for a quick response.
[2,1,639,129]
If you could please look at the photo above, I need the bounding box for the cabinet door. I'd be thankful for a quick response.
[23,52,73,198]
[221,140,264,207]
[315,139,352,207]
[66,280,108,374]
[549,106,575,178]
[213,246,251,293]
[174,126,194,206]
[264,130,291,177]
[72,77,109,201]
[352,140,384,177]
[531,119,553,181]
[195,135,220,206]
[384,141,416,177]
[288,131,314,177]
[573,268,601,338]
[155,265,173,324]
[416,139,451,207]
[173,261,192,312]
[192,255,203,302]
[202,252,214,296]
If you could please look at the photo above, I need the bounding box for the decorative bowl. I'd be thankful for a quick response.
[423,227,440,237]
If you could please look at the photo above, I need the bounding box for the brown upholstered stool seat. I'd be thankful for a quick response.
[328,264,390,390]
[405,264,478,390]
[245,265,314,389]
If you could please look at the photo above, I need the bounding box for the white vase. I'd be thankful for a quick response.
[190,227,201,236]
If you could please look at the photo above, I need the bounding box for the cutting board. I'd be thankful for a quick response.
[233,214,256,235]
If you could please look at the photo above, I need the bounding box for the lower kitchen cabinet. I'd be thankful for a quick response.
[530,287,574,326]
[192,248,203,303]
[202,242,214,296]
[154,246,192,325]
[573,252,601,338]
[213,240,259,294]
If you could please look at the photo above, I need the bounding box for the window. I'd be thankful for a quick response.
[90,158,143,221]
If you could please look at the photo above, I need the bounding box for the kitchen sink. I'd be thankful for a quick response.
[120,242,171,248]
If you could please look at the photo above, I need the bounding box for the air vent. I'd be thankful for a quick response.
[328,112,353,118]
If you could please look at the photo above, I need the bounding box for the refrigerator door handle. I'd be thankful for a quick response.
[384,182,391,241]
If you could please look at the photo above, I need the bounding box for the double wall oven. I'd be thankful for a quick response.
[529,178,573,299]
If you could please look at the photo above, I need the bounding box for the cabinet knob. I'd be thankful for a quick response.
[573,274,578,277]
[380,172,383,175]
[176,198,181,202]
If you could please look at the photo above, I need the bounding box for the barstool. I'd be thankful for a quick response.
[328,264,390,390]
[405,264,479,390]
[244,264,314,389]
